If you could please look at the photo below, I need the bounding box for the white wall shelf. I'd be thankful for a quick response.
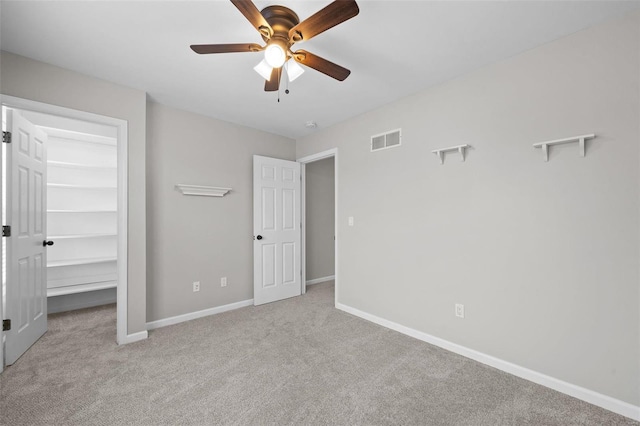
[47,280,117,297]
[533,134,595,162]
[40,126,117,146]
[48,256,117,268]
[432,144,470,165]
[175,184,232,197]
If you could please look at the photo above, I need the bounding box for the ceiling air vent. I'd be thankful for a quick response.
[371,129,401,152]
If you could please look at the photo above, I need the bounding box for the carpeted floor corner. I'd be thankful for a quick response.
[0,282,636,425]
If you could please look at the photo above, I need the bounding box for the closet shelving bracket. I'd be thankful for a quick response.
[175,184,232,197]
[431,144,470,165]
[532,134,595,162]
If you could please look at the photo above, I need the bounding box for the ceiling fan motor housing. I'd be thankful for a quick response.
[260,5,300,47]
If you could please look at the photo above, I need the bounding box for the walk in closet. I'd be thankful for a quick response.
[46,127,118,299]
[19,110,119,311]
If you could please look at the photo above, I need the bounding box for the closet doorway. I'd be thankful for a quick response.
[1,96,128,368]
[298,148,338,304]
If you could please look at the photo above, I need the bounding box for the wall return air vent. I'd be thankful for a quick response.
[371,129,401,152]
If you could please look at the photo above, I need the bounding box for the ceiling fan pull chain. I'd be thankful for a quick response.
[285,68,290,95]
[277,67,281,102]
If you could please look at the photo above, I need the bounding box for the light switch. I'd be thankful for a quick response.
[348,216,354,226]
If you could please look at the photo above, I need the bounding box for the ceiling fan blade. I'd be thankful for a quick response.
[230,0,273,39]
[190,43,262,54]
[293,50,351,81]
[289,0,359,43]
[264,67,282,92]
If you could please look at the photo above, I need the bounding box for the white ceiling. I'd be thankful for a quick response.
[1,1,638,139]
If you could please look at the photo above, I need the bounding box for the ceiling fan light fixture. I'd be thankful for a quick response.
[254,59,273,81]
[264,41,287,68]
[285,60,304,82]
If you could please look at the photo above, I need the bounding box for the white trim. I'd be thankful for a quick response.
[0,95,131,347]
[115,118,129,345]
[146,299,254,331]
[297,148,339,307]
[0,106,4,374]
[297,149,338,164]
[120,330,148,345]
[336,302,640,421]
[306,275,335,285]
[300,165,307,295]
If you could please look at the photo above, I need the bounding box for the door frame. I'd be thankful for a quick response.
[297,148,338,306]
[0,94,129,346]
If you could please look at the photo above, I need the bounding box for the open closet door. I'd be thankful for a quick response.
[253,155,301,305]
[5,109,48,365]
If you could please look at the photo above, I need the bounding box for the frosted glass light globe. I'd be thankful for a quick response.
[264,43,286,68]
[254,59,273,80]
[285,60,304,82]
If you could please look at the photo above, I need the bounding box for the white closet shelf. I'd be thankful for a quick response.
[48,256,117,268]
[41,126,117,146]
[47,280,117,297]
[432,144,470,165]
[48,233,117,240]
[48,209,117,213]
[47,183,117,190]
[175,184,232,197]
[533,134,595,162]
[48,160,116,170]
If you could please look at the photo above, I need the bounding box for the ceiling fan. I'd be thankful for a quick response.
[190,0,359,92]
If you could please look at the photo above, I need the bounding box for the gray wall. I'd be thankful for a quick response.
[305,157,335,281]
[296,12,640,406]
[146,102,295,322]
[1,51,147,335]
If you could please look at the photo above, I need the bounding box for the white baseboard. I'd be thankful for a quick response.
[306,275,335,285]
[119,330,148,345]
[336,302,640,421]
[146,299,254,331]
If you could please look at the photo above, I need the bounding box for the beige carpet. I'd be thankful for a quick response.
[0,282,636,425]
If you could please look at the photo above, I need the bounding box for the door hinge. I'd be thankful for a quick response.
[2,225,10,237]
[2,131,11,144]
[2,319,10,331]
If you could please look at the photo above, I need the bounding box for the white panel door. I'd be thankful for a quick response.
[5,109,48,365]
[253,155,301,305]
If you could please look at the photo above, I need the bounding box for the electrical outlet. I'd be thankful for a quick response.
[221,277,227,287]
[348,216,354,226]
[193,281,200,292]
[455,303,465,318]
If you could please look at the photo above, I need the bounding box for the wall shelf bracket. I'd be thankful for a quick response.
[532,134,595,162]
[175,184,231,197]
[431,144,470,165]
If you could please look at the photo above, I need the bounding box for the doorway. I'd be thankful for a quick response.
[0,95,129,368]
[298,148,338,305]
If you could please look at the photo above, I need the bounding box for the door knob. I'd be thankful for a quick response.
[256,235,263,240]
[43,240,54,247]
